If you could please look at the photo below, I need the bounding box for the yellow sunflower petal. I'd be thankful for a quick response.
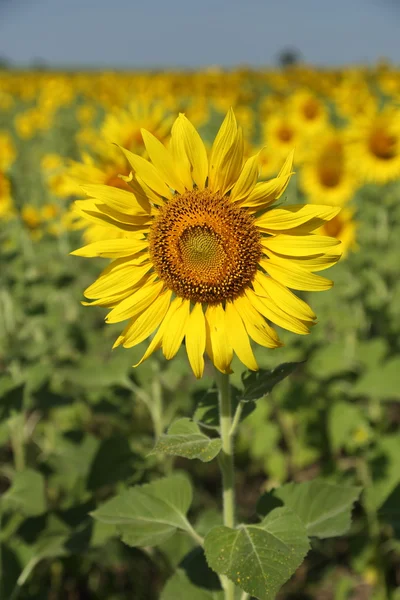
[256,205,341,232]
[230,152,260,203]
[71,238,148,258]
[162,298,190,359]
[261,257,333,291]
[242,149,294,210]
[171,114,208,189]
[262,234,340,256]
[122,290,172,348]
[245,288,310,335]
[208,109,243,194]
[269,252,342,272]
[254,272,316,321]
[119,147,173,199]
[185,303,206,379]
[84,258,152,299]
[141,129,186,194]
[75,200,149,233]
[233,295,281,348]
[205,304,233,374]
[80,184,151,216]
[106,277,163,324]
[225,301,258,371]
[134,298,183,367]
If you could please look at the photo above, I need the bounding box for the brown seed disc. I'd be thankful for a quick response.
[149,189,262,304]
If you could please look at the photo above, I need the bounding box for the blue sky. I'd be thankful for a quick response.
[0,0,398,68]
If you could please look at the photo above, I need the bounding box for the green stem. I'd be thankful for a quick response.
[215,369,235,600]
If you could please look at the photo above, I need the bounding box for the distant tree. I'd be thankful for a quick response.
[277,47,302,67]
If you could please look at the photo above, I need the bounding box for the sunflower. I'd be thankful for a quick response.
[73,110,342,378]
[318,207,357,257]
[346,107,400,184]
[0,171,14,220]
[299,130,358,206]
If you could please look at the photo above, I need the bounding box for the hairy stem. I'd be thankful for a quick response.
[215,369,235,600]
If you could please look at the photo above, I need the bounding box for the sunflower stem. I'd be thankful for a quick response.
[215,369,235,600]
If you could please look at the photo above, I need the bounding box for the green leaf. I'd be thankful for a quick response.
[258,479,361,538]
[378,483,400,538]
[153,418,222,462]
[91,473,194,547]
[240,362,303,401]
[204,507,310,599]
[3,468,46,516]
[161,569,224,600]
[193,387,255,430]
[328,401,364,453]
[352,357,400,401]
[365,435,400,511]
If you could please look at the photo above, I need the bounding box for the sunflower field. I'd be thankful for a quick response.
[1,66,400,600]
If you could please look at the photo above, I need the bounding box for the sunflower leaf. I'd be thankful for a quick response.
[204,507,310,599]
[91,473,193,547]
[257,479,361,538]
[152,418,222,462]
[240,362,303,401]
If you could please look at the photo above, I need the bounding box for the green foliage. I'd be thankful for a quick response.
[1,78,400,599]
[153,418,222,462]
[204,508,310,599]
[258,480,361,538]
[91,473,194,547]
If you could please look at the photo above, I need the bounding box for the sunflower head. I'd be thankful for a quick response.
[73,110,342,378]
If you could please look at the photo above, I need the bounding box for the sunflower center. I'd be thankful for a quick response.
[149,189,262,304]
[278,125,293,142]
[369,128,396,160]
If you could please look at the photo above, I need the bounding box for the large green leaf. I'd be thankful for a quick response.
[352,357,400,401]
[328,401,365,453]
[153,418,222,462]
[240,363,302,401]
[258,480,361,538]
[204,507,310,599]
[161,569,224,600]
[91,473,194,547]
[3,468,46,516]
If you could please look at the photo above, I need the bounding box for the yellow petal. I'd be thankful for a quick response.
[171,114,208,189]
[185,303,206,379]
[205,304,233,374]
[242,149,294,210]
[233,295,281,349]
[254,272,316,321]
[141,129,186,194]
[262,234,340,257]
[84,257,152,299]
[230,152,260,203]
[80,184,151,216]
[267,252,342,272]
[106,277,163,324]
[75,200,149,233]
[122,290,172,348]
[225,301,258,371]
[71,238,148,258]
[162,298,190,359]
[208,109,243,194]
[256,205,341,232]
[245,288,310,335]
[134,298,183,367]
[119,147,172,199]
[261,257,333,291]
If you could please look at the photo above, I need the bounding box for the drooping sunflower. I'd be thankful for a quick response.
[73,110,342,378]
